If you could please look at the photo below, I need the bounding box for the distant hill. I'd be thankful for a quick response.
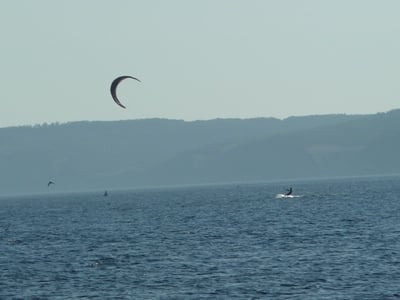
[0,110,399,195]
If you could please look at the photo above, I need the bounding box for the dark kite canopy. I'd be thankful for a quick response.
[110,76,140,108]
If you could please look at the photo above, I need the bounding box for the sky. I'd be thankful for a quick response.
[1,0,399,127]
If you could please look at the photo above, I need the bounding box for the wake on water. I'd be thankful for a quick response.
[275,193,303,199]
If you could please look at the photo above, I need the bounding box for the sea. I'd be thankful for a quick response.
[1,176,400,299]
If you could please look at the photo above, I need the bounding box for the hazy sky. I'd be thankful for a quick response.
[1,1,399,127]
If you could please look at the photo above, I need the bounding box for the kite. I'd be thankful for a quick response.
[110,76,141,108]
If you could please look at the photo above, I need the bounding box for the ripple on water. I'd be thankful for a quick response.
[1,177,400,298]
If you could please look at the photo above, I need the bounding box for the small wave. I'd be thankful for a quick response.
[89,256,117,268]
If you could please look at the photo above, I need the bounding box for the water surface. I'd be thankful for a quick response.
[1,177,400,299]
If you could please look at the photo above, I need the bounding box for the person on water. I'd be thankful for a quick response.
[285,187,293,196]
